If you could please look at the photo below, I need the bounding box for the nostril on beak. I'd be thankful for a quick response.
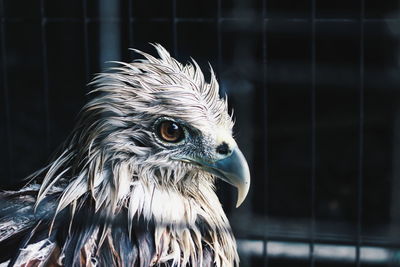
[216,142,231,155]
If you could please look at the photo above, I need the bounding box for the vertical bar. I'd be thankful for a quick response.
[262,0,268,266]
[39,0,51,153]
[356,0,365,266]
[171,0,177,57]
[82,0,90,83]
[310,0,316,266]
[217,0,222,76]
[262,239,268,267]
[0,0,13,182]
[99,0,121,69]
[128,0,134,48]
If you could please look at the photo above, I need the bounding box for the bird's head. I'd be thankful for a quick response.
[37,44,250,211]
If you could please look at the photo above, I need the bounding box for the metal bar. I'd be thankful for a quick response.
[82,0,90,83]
[3,17,400,23]
[356,0,365,266]
[128,0,134,48]
[310,0,316,266]
[262,0,268,266]
[262,239,268,267]
[99,0,121,69]
[237,233,400,249]
[216,0,222,76]
[171,0,177,57]
[39,0,50,152]
[0,0,12,182]
[237,239,396,264]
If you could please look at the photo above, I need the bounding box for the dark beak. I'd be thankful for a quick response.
[194,147,251,207]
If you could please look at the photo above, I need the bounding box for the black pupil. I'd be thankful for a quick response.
[167,123,179,136]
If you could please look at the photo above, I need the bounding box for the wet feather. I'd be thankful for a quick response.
[0,44,239,266]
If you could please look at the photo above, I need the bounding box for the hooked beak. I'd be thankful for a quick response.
[187,147,251,207]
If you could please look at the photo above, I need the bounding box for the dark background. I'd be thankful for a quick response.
[1,0,400,266]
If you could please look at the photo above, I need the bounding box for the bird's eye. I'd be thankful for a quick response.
[157,120,185,143]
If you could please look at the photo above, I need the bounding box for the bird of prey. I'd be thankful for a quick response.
[0,44,250,267]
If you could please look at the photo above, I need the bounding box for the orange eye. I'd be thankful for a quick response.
[157,121,185,143]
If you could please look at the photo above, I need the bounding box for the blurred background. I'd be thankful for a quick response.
[1,0,400,266]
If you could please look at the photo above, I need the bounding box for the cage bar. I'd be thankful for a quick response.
[0,0,12,182]
[237,239,396,264]
[99,0,121,69]
[171,0,177,56]
[310,0,317,266]
[82,0,90,83]
[356,0,365,266]
[39,0,51,153]
[128,0,134,48]
[3,17,400,24]
[262,0,269,266]
[217,0,222,76]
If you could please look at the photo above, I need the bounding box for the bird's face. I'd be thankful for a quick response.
[92,45,250,207]
[130,100,250,207]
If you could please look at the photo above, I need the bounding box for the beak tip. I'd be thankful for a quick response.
[235,181,250,208]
